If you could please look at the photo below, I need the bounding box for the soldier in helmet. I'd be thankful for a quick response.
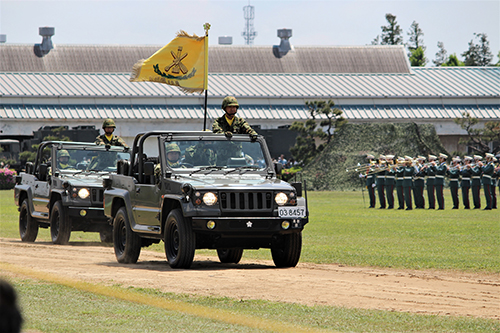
[165,143,182,168]
[56,149,74,170]
[95,118,129,148]
[212,96,258,140]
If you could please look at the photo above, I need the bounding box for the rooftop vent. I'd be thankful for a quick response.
[0,34,6,43]
[272,29,292,58]
[34,27,55,57]
[218,36,233,45]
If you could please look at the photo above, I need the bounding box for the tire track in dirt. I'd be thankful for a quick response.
[1,238,498,319]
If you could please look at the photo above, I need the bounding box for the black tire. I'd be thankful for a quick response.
[271,232,302,268]
[217,248,243,264]
[113,207,141,264]
[164,209,195,269]
[50,201,71,245]
[19,199,38,242]
[99,228,113,243]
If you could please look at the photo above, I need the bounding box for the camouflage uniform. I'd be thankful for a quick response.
[95,118,129,148]
[212,96,257,136]
[184,144,217,166]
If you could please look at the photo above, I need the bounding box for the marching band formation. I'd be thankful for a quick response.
[355,153,500,210]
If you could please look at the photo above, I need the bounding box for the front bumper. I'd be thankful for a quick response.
[191,216,308,233]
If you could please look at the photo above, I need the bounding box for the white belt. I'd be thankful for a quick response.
[414,177,423,180]
[385,176,394,179]
[483,175,492,179]
[436,175,445,178]
[403,177,412,179]
[462,177,470,180]
[450,179,459,181]
[472,176,481,179]
[427,176,435,178]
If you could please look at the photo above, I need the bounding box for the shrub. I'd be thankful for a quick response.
[0,168,17,190]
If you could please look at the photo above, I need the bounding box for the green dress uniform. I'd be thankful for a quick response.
[424,164,436,209]
[413,165,426,209]
[492,166,499,209]
[212,115,257,136]
[395,166,405,209]
[460,167,472,209]
[95,134,129,148]
[471,165,482,209]
[447,166,461,209]
[481,161,494,210]
[384,167,395,209]
[403,165,415,210]
[435,162,447,210]
[365,166,376,208]
[375,165,386,209]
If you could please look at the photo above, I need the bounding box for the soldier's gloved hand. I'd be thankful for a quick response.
[224,131,233,138]
[250,134,258,142]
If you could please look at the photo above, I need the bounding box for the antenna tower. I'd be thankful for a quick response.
[242,4,257,45]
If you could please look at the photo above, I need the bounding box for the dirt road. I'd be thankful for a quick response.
[0,238,498,319]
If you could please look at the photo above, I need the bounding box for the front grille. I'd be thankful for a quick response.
[91,188,104,204]
[220,192,273,212]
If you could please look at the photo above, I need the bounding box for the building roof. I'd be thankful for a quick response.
[0,67,498,100]
[0,44,411,74]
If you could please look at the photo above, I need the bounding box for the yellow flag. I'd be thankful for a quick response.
[130,30,208,94]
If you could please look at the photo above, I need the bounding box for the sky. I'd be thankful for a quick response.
[0,0,499,65]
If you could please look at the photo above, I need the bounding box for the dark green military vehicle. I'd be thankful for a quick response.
[103,131,309,268]
[14,141,130,244]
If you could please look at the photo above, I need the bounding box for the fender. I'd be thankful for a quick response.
[104,187,147,232]
[14,184,34,213]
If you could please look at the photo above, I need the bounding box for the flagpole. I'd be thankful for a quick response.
[203,23,210,131]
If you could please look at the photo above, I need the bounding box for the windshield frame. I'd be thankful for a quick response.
[159,133,273,176]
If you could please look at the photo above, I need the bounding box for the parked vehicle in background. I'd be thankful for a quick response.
[14,141,130,244]
[103,131,309,268]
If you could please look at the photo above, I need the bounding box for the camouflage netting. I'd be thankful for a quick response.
[299,123,448,191]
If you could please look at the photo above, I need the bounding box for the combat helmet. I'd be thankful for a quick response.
[166,143,181,153]
[221,96,239,110]
[102,118,116,129]
[57,149,70,158]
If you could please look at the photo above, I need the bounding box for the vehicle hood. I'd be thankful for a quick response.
[174,174,294,191]
[60,173,106,187]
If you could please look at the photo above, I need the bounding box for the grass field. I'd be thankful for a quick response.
[1,189,499,332]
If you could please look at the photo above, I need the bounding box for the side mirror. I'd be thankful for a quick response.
[274,162,283,175]
[39,164,48,181]
[291,182,302,197]
[144,161,155,176]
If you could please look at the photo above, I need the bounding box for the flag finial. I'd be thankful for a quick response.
[203,23,211,36]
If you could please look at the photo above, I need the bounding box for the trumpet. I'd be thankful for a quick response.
[344,161,376,172]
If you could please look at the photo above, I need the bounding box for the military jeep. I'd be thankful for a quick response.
[14,141,130,244]
[103,131,308,268]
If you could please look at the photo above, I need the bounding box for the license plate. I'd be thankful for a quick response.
[278,206,306,218]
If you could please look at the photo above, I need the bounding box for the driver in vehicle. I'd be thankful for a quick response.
[56,150,74,170]
[184,142,217,167]
[166,143,182,168]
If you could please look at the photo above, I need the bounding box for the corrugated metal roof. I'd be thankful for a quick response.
[0,44,411,74]
[1,104,498,121]
[0,67,498,99]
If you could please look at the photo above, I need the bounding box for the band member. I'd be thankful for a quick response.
[395,157,405,210]
[376,155,387,209]
[364,154,377,208]
[384,155,396,209]
[482,153,495,210]
[403,156,415,210]
[447,157,461,209]
[460,156,473,209]
[471,155,483,209]
[413,156,426,209]
[493,155,499,209]
[423,155,437,209]
[435,153,448,210]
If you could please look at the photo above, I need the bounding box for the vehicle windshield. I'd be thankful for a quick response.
[164,140,268,171]
[55,147,130,173]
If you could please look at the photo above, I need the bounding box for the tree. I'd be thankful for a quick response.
[442,54,464,67]
[409,47,427,66]
[454,112,500,155]
[380,13,403,45]
[497,51,500,66]
[290,100,346,165]
[433,41,447,66]
[461,33,493,66]
[407,21,425,51]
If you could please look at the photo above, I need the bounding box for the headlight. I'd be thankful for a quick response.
[275,192,288,206]
[203,192,218,206]
[78,188,90,199]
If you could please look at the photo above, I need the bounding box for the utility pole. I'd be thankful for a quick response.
[242,3,257,45]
